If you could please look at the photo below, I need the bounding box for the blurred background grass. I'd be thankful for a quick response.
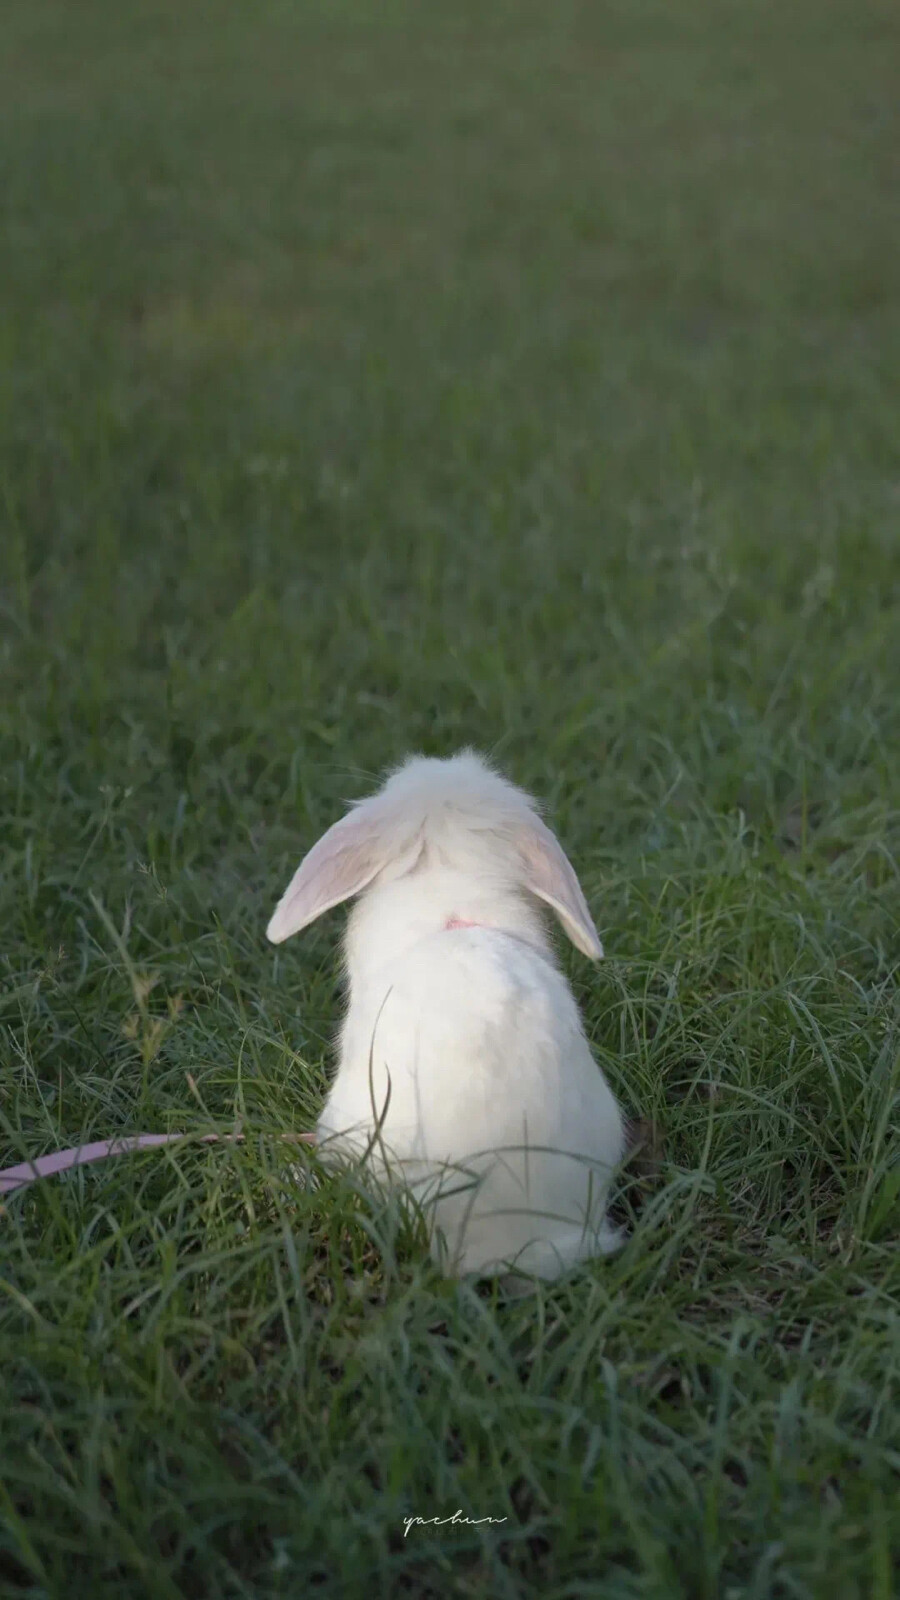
[1,1,899,1595]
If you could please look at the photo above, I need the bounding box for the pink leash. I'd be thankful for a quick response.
[0,1130,315,1198]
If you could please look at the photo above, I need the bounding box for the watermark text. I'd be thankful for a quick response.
[403,1509,507,1538]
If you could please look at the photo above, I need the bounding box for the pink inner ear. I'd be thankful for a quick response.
[518,817,603,960]
[266,812,386,943]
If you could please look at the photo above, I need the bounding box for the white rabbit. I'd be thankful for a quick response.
[266,751,626,1280]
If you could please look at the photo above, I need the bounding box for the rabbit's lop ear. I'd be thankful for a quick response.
[518,816,604,960]
[267,806,395,943]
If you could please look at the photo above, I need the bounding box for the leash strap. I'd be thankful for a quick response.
[0,1130,315,1197]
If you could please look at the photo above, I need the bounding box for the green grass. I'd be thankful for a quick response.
[1,0,899,1593]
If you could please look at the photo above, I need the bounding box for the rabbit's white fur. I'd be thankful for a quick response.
[267,751,625,1279]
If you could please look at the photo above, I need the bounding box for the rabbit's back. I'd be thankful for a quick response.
[320,927,622,1172]
[319,926,625,1276]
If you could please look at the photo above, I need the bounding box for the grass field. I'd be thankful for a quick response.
[2,0,900,1594]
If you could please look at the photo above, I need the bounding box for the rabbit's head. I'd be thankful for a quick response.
[266,751,603,972]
